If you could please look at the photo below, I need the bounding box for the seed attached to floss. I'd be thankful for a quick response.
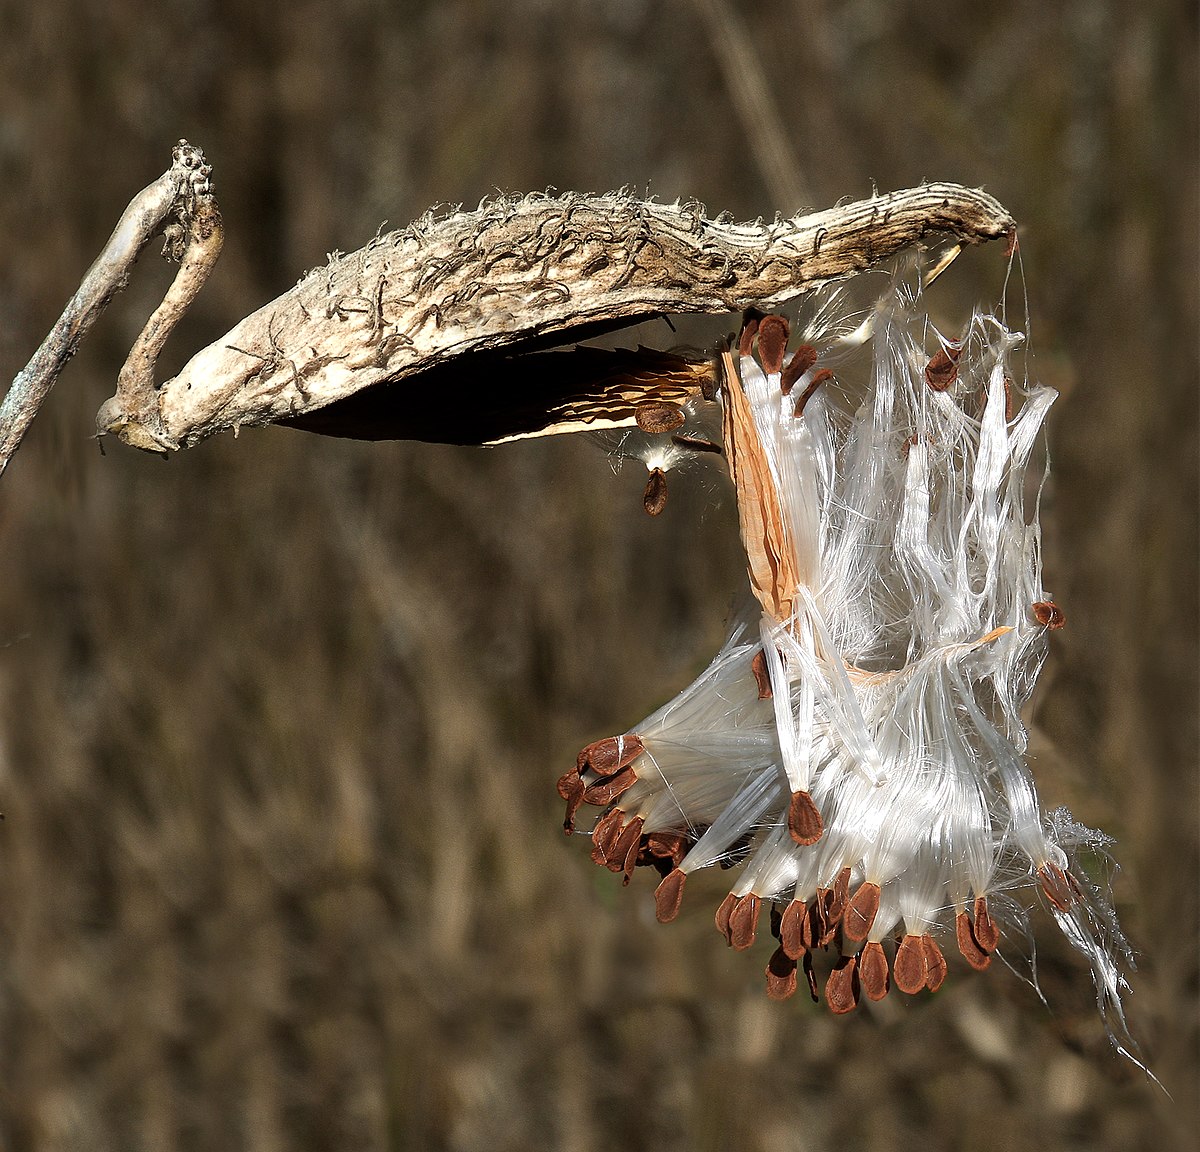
[859,940,891,1001]
[780,343,818,395]
[589,807,625,868]
[671,432,723,455]
[654,868,687,923]
[779,900,808,960]
[581,764,637,806]
[715,891,738,944]
[1032,600,1066,629]
[643,467,669,516]
[555,275,1146,1073]
[842,881,881,944]
[925,343,962,390]
[634,399,686,434]
[580,734,643,778]
[611,816,645,883]
[971,895,1000,953]
[1038,862,1078,912]
[766,946,799,1000]
[750,649,773,699]
[922,936,948,992]
[825,955,860,1015]
[787,790,824,846]
[955,910,992,971]
[793,368,833,418]
[756,314,790,375]
[893,934,928,994]
[645,830,688,868]
[728,893,761,951]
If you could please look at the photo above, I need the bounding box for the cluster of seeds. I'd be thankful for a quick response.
[559,275,1139,1042]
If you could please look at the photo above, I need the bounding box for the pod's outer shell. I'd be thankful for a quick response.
[110,184,1014,450]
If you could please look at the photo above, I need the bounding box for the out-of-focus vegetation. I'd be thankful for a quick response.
[0,1,1194,1149]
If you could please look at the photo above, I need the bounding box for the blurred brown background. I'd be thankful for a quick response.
[0,1,1195,1149]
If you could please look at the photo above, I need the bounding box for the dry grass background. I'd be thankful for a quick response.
[0,1,1195,1149]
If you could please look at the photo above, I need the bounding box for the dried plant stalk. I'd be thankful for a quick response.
[96,180,1015,452]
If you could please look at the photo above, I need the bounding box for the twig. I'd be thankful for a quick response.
[0,141,218,474]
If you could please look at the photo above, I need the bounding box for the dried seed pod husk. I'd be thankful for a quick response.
[98,184,1016,452]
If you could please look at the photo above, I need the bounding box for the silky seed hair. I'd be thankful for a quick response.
[557,262,1149,1076]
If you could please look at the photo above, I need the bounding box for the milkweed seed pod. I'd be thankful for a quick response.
[558,271,1145,1070]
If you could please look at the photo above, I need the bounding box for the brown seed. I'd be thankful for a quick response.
[859,940,890,1001]
[780,343,818,395]
[671,432,723,455]
[582,764,637,807]
[1031,600,1066,630]
[751,649,773,699]
[757,315,791,375]
[825,955,860,1014]
[779,900,807,960]
[787,790,824,846]
[645,830,688,866]
[715,891,738,944]
[729,893,761,951]
[814,885,832,942]
[842,881,881,944]
[925,345,962,391]
[612,816,645,883]
[634,400,686,435]
[766,946,799,1000]
[1038,863,1076,912]
[826,867,852,927]
[589,807,625,867]
[922,935,948,992]
[793,368,833,417]
[893,934,927,994]
[557,770,586,833]
[972,895,1000,953]
[654,868,687,923]
[643,468,669,516]
[955,910,992,971]
[579,734,644,779]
